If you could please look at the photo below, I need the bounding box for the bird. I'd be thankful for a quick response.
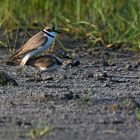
[27,53,72,73]
[29,55,62,72]
[0,71,18,86]
[7,52,72,73]
[9,26,60,68]
[26,53,72,79]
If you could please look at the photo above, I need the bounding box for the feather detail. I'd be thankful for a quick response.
[9,31,48,60]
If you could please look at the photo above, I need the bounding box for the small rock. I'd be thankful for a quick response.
[71,60,80,67]
[96,72,108,82]
[0,71,18,86]
[135,61,140,66]
[103,61,109,67]
[133,63,139,69]
[61,91,80,100]
[102,82,110,87]
[87,73,94,78]
[124,63,132,70]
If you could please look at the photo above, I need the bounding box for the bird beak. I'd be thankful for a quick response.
[55,29,61,33]
[52,26,61,33]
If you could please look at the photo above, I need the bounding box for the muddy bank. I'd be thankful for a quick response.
[0,43,140,140]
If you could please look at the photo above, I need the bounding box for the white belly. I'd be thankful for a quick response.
[20,33,56,67]
[29,37,54,57]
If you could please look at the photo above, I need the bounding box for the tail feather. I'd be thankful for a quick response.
[9,50,20,60]
[19,53,31,68]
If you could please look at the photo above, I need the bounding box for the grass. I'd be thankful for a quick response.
[78,89,95,105]
[0,0,140,50]
[23,120,53,139]
[136,108,140,122]
[27,126,53,139]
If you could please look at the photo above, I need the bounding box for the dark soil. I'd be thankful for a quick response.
[0,38,140,140]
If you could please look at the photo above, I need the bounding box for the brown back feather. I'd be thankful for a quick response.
[27,55,56,68]
[9,31,48,60]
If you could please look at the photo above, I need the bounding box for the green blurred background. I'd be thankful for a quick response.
[0,0,140,49]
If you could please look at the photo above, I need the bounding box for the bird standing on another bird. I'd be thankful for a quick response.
[27,53,72,73]
[9,26,60,68]
[26,53,72,79]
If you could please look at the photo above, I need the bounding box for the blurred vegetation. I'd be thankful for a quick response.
[0,0,140,49]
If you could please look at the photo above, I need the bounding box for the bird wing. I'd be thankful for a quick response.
[9,31,48,60]
[34,56,56,68]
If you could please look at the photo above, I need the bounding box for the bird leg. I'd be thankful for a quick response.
[17,53,31,75]
[16,53,32,76]
[19,53,31,68]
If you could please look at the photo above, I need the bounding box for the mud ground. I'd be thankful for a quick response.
[0,38,140,140]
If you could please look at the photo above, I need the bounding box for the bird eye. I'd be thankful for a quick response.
[47,29,51,32]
